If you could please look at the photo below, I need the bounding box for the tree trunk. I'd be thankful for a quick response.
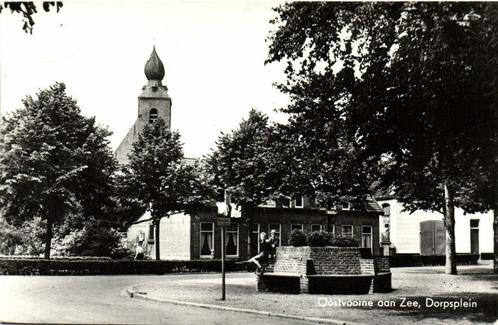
[494,180,498,273]
[242,205,253,258]
[443,181,457,275]
[44,217,53,259]
[154,218,160,260]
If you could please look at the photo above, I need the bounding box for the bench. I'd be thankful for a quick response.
[257,272,303,293]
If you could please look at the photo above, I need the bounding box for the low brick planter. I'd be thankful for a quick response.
[256,246,392,294]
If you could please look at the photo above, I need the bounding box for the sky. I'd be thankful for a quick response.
[0,0,290,158]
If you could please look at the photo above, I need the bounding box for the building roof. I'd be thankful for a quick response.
[144,46,165,81]
[357,195,383,213]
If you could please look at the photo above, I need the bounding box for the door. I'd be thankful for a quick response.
[250,224,260,256]
[470,219,479,254]
[420,220,446,255]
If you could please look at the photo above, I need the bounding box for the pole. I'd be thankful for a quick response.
[221,225,226,301]
[220,189,230,301]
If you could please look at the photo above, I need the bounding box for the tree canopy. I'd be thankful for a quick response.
[0,82,116,258]
[205,109,283,209]
[267,2,497,274]
[120,118,214,259]
[0,1,63,33]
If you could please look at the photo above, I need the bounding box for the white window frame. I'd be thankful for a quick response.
[225,224,239,257]
[361,225,373,253]
[200,222,214,258]
[268,223,281,246]
[294,196,304,208]
[342,225,353,238]
[291,224,303,231]
[311,224,322,232]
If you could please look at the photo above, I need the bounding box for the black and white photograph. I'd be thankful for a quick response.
[0,1,497,324]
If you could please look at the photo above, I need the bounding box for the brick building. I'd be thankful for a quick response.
[120,47,383,260]
[127,196,382,260]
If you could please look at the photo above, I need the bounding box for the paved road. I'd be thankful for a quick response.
[0,274,314,325]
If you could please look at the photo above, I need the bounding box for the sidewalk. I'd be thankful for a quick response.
[128,263,498,325]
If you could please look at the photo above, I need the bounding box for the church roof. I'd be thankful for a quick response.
[144,46,165,81]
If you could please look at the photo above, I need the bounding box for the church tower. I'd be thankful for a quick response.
[115,46,172,164]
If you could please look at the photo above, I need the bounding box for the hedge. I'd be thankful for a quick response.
[0,255,111,261]
[0,258,250,275]
[289,230,359,248]
[388,253,479,267]
[288,229,308,247]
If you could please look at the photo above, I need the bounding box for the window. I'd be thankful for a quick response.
[291,224,303,231]
[225,224,239,256]
[342,225,353,238]
[294,196,304,208]
[268,224,281,246]
[149,108,158,123]
[361,226,373,251]
[470,219,480,254]
[200,222,214,257]
[336,202,350,211]
[148,224,154,243]
[330,224,335,235]
[311,224,322,232]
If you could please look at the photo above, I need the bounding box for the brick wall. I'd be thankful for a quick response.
[374,257,390,273]
[359,259,375,275]
[310,247,364,275]
[273,247,310,274]
[274,246,384,275]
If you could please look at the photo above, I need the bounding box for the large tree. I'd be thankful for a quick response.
[120,118,213,260]
[267,2,497,274]
[0,82,117,259]
[205,109,284,254]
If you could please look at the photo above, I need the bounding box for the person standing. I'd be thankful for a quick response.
[135,243,144,260]
[268,229,279,260]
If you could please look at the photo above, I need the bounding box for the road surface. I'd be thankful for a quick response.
[0,273,314,325]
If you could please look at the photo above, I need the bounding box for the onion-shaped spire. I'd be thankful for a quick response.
[144,46,165,81]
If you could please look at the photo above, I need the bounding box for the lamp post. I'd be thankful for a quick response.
[216,190,232,301]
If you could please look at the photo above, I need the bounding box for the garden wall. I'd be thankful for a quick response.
[258,246,392,294]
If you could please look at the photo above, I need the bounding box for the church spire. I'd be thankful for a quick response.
[144,46,165,81]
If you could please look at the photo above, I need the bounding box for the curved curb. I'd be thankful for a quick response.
[126,285,363,325]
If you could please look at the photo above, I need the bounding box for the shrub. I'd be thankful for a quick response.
[288,229,307,247]
[329,235,359,247]
[307,231,330,247]
[53,219,124,258]
[0,258,250,275]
